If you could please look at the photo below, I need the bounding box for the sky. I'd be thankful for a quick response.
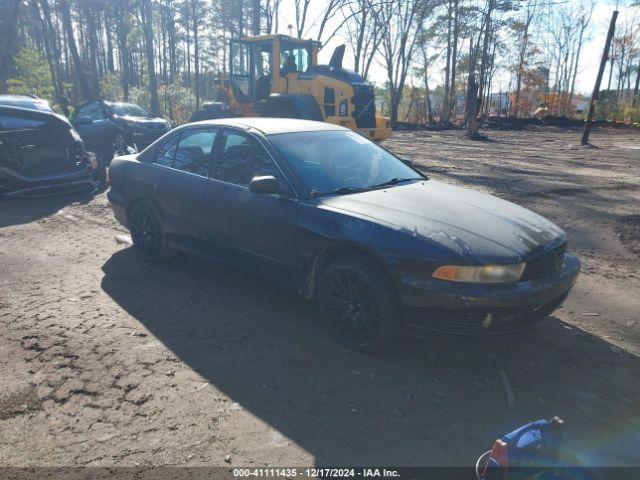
[273,0,636,95]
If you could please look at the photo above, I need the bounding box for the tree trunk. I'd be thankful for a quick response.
[59,0,94,101]
[31,0,62,99]
[466,75,481,138]
[477,0,494,115]
[448,0,459,120]
[633,64,640,108]
[142,0,161,116]
[117,0,130,100]
[252,0,261,35]
[192,1,200,110]
[422,49,434,124]
[0,0,21,91]
[441,0,452,122]
[81,1,101,98]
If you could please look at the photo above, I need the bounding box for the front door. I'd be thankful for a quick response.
[203,128,298,284]
[148,127,218,248]
[73,101,112,156]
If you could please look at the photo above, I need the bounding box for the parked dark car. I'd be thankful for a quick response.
[189,102,230,122]
[73,100,170,162]
[107,118,580,351]
[0,105,105,197]
[0,94,55,113]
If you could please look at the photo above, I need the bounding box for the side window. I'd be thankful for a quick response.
[2,115,46,130]
[155,134,180,167]
[323,88,335,117]
[211,130,281,186]
[280,44,309,76]
[173,128,217,176]
[77,102,105,121]
[231,41,251,97]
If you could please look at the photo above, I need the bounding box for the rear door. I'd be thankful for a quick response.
[149,127,218,248]
[203,128,299,283]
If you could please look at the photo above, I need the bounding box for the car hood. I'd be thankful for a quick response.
[318,180,566,263]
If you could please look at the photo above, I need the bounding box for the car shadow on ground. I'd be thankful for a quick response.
[0,189,101,228]
[101,248,640,467]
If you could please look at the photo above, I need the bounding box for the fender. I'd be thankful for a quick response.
[263,94,323,121]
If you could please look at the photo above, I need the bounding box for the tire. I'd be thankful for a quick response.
[128,202,172,262]
[90,153,107,188]
[317,254,401,352]
[114,133,131,158]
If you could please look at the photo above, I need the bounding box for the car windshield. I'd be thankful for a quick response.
[269,130,423,196]
[110,103,150,117]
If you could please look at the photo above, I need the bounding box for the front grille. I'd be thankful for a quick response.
[352,84,376,128]
[521,243,567,281]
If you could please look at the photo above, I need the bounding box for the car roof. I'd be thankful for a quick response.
[188,117,348,135]
[0,104,71,126]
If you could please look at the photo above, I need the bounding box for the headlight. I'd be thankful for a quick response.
[432,263,526,283]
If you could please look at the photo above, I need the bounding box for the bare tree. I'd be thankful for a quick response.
[512,0,537,118]
[265,0,282,33]
[379,0,434,128]
[344,0,384,79]
[142,0,160,115]
[59,0,94,100]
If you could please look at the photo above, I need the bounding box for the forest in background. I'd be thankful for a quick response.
[0,0,638,127]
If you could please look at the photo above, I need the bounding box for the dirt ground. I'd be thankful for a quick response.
[1,126,639,470]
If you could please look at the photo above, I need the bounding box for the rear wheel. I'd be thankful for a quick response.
[317,255,401,352]
[128,203,172,262]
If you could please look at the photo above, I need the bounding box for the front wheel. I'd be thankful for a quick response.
[317,255,401,352]
[128,203,172,262]
[114,133,131,158]
[89,153,107,188]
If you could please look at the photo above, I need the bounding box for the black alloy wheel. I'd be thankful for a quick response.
[318,255,400,352]
[128,203,171,262]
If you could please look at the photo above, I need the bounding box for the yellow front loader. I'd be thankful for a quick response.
[213,34,391,141]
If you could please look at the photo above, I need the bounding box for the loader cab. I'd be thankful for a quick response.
[229,35,319,102]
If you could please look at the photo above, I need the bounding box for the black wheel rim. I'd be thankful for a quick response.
[319,268,384,347]
[130,208,158,257]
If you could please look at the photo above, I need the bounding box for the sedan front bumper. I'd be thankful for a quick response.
[398,253,580,335]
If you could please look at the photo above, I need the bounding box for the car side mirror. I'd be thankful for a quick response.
[75,116,93,125]
[249,175,280,194]
[401,158,413,166]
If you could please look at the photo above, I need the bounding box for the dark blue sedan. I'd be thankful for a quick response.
[107,118,580,351]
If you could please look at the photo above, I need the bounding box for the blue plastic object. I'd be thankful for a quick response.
[480,417,564,480]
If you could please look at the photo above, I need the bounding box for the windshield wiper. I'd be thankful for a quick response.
[311,186,369,198]
[369,177,422,189]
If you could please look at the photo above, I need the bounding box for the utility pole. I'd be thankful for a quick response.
[581,10,617,146]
